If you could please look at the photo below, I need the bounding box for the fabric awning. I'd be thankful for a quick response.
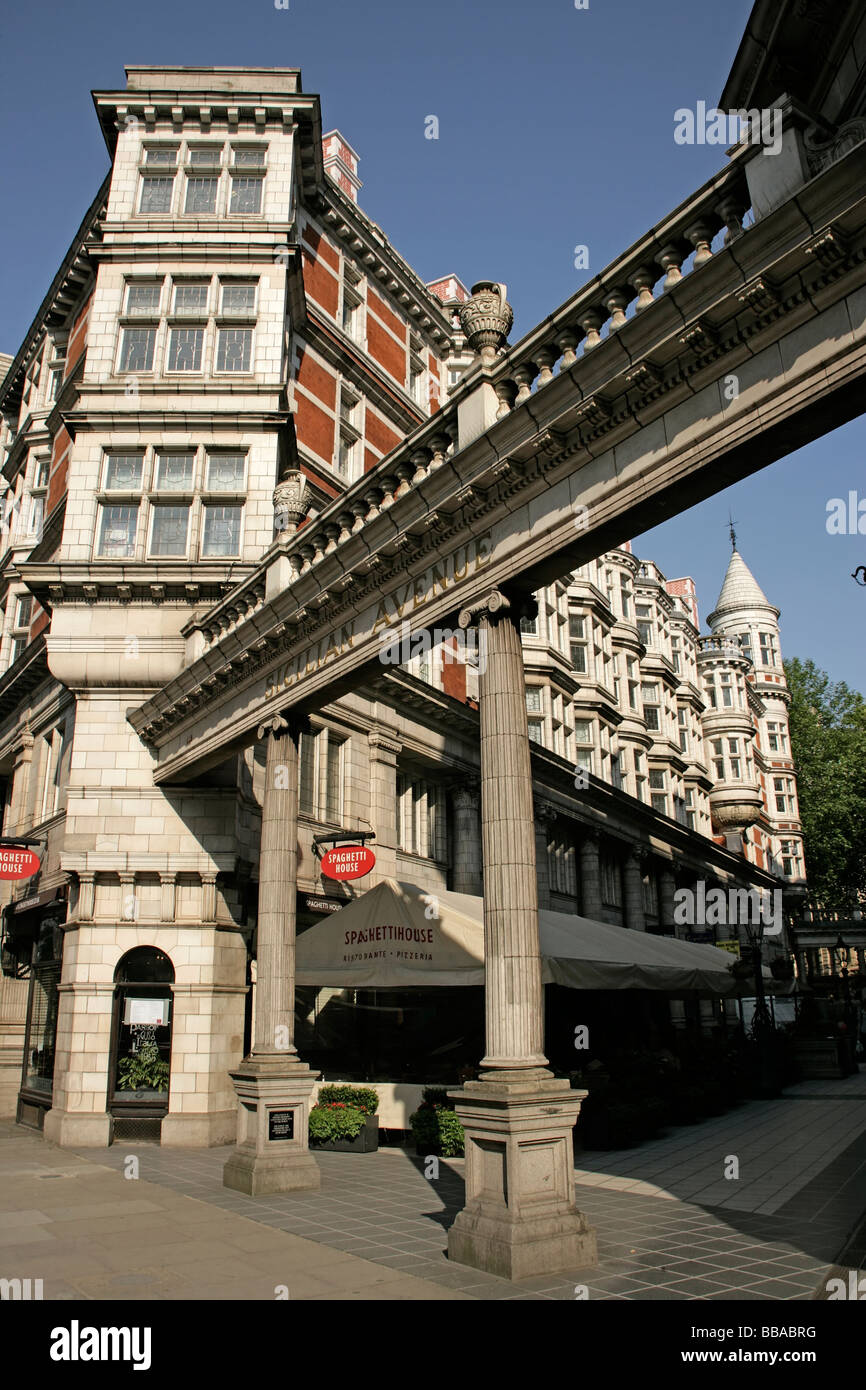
[295,879,750,995]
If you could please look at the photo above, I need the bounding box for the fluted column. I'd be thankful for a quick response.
[223,712,319,1195]
[459,588,547,1076]
[254,714,300,1056]
[623,850,646,931]
[579,832,603,920]
[451,781,482,895]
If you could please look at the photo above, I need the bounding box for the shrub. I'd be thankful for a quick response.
[409,1087,465,1157]
[309,1102,367,1144]
[116,1041,169,1092]
[317,1084,379,1115]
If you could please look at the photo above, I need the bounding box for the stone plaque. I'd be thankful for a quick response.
[268,1109,295,1141]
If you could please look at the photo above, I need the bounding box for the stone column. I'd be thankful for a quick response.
[579,832,603,920]
[451,780,482,896]
[447,586,597,1281]
[660,869,676,931]
[623,850,646,931]
[223,713,320,1195]
[534,798,557,911]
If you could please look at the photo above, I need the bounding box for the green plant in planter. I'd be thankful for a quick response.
[317,1084,379,1115]
[308,1102,367,1144]
[409,1088,465,1157]
[116,1041,169,1092]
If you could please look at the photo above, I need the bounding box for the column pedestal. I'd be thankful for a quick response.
[223,1057,320,1195]
[447,1075,597,1280]
[448,584,597,1280]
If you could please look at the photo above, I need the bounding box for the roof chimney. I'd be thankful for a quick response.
[322,130,361,203]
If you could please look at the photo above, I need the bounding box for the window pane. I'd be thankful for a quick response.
[527,719,543,744]
[167,328,203,372]
[525,687,542,712]
[220,282,256,315]
[206,455,245,491]
[173,282,209,315]
[126,283,161,316]
[216,328,252,372]
[188,147,221,167]
[145,147,177,167]
[104,454,143,490]
[325,738,341,821]
[230,176,263,213]
[185,177,218,213]
[232,147,266,167]
[98,505,137,557]
[150,506,189,557]
[155,454,194,490]
[140,177,174,213]
[569,615,585,638]
[15,595,32,627]
[202,505,241,556]
[119,328,155,372]
[299,732,316,815]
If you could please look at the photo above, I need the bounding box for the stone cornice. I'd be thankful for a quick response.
[20,561,252,607]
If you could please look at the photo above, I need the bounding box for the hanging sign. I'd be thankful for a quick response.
[0,848,40,881]
[320,846,376,881]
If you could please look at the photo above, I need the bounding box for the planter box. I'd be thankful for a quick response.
[312,1113,379,1153]
[792,1039,846,1079]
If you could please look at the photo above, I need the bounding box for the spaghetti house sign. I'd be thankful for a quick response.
[0,848,40,881]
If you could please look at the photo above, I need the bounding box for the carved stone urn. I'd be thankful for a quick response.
[273,469,312,536]
[458,281,514,364]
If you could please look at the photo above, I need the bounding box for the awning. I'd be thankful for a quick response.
[295,879,750,995]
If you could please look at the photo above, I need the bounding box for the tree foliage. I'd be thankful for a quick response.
[784,657,866,909]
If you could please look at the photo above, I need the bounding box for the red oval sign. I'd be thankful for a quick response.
[320,846,376,881]
[0,849,40,881]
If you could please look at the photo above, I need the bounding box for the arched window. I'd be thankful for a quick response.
[114,946,174,984]
[110,946,174,1117]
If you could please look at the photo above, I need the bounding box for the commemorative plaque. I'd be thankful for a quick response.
[268,1109,295,1141]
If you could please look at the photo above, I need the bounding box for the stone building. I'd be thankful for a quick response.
[0,65,804,1145]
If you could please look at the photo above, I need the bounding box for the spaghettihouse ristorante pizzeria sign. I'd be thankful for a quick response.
[342,923,434,964]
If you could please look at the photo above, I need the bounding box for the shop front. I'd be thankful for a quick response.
[1,887,68,1130]
[108,947,175,1141]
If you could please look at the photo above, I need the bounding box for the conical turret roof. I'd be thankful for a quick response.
[708,549,779,627]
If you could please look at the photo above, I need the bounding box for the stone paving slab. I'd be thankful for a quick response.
[2,1069,864,1302]
[0,1124,469,1301]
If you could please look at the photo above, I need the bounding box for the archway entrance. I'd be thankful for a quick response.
[108,946,174,1142]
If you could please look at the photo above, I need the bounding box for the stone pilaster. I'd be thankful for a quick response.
[367,730,402,882]
[660,869,676,930]
[447,586,597,1281]
[223,713,320,1195]
[579,832,603,920]
[451,780,481,895]
[534,798,557,910]
[623,850,646,931]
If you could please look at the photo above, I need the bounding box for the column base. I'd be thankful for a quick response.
[222,1055,321,1196]
[446,1076,597,1281]
[43,1109,114,1148]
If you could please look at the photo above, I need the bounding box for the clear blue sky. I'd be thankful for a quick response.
[1,0,863,691]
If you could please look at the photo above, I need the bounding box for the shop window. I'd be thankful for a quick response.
[110,947,175,1114]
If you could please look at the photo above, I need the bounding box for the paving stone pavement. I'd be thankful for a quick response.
[2,1068,864,1301]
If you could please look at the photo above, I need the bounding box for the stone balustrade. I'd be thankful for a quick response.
[484,158,752,418]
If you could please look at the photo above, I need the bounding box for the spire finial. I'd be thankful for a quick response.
[728,513,738,552]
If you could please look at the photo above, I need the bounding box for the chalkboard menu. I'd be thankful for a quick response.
[268,1109,295,1141]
